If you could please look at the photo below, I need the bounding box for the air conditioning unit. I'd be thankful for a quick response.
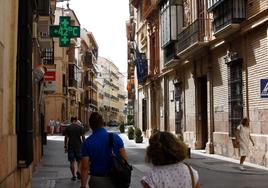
[40,32,49,37]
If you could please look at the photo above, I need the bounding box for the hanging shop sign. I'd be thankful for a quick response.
[50,16,80,47]
[33,65,47,82]
[44,65,56,92]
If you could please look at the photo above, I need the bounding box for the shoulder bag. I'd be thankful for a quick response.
[109,133,133,188]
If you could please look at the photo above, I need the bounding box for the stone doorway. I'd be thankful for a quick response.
[197,76,208,149]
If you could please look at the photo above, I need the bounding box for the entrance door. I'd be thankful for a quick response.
[142,98,147,132]
[174,83,183,134]
[197,76,208,149]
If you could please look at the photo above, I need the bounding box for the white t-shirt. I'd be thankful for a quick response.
[141,163,199,188]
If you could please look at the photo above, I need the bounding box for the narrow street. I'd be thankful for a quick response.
[32,128,268,188]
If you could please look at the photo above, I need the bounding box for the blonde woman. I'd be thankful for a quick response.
[141,131,201,188]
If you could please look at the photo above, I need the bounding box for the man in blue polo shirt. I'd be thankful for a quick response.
[80,112,128,188]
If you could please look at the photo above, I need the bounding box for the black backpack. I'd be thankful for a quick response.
[109,133,133,188]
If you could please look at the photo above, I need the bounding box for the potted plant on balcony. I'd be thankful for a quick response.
[128,127,134,140]
[119,122,125,133]
[135,127,143,143]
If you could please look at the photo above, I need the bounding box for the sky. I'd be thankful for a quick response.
[57,0,129,75]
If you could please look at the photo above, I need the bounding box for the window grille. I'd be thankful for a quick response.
[227,59,243,137]
[42,48,54,65]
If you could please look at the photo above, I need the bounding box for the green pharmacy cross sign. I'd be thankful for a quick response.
[49,16,80,47]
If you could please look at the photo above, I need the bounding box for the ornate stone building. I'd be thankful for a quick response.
[130,0,268,166]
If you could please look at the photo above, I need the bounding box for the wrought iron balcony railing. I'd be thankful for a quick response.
[85,99,98,107]
[69,78,77,88]
[177,19,212,55]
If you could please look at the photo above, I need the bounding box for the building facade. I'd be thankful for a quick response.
[44,7,82,133]
[130,0,268,166]
[0,0,56,187]
[80,29,99,126]
[96,57,127,124]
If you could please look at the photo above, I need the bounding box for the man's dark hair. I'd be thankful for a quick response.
[89,112,104,130]
[71,116,77,122]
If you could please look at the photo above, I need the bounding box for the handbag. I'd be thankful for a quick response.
[184,163,195,188]
[109,133,133,188]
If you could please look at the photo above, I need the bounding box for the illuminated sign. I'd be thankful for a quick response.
[50,16,80,47]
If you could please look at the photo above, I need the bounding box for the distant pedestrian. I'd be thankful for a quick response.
[236,117,254,171]
[141,131,201,188]
[63,116,85,181]
[49,119,55,135]
[80,112,128,188]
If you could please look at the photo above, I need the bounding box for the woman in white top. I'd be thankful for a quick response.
[141,131,201,188]
[236,117,254,170]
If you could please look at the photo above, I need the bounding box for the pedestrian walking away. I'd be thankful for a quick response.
[80,112,129,188]
[236,117,255,171]
[63,116,85,181]
[141,131,201,188]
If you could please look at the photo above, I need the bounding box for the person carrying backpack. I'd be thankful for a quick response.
[80,112,129,188]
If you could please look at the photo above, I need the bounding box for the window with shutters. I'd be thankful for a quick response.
[208,0,246,33]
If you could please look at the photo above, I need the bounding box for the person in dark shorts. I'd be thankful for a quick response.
[64,116,85,181]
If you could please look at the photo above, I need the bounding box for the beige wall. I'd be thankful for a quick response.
[211,26,268,166]
[0,1,32,187]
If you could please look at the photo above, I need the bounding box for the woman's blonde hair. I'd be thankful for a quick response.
[145,131,188,166]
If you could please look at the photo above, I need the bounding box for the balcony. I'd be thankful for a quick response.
[84,52,93,68]
[38,20,53,49]
[88,80,98,91]
[68,78,78,88]
[111,95,119,101]
[42,48,54,65]
[177,19,212,57]
[126,21,136,41]
[85,98,98,109]
[163,41,178,65]
[208,0,225,11]
[143,0,158,19]
[37,0,50,16]
[208,0,246,38]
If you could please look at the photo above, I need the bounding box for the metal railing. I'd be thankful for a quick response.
[69,78,78,88]
[177,18,212,55]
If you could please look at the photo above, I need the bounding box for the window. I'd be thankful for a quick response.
[212,0,246,32]
[227,59,243,137]
[42,48,53,65]
[160,1,171,47]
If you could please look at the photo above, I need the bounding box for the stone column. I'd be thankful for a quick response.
[206,59,215,154]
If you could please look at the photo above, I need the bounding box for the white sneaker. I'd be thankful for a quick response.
[239,165,245,171]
